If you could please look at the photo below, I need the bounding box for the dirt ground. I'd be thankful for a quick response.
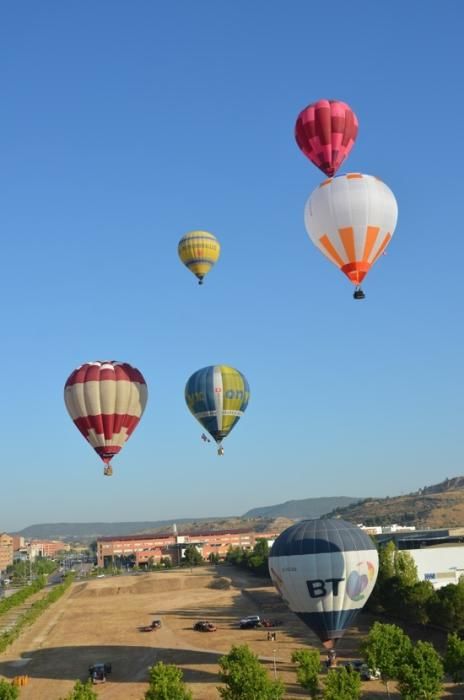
[0,565,462,699]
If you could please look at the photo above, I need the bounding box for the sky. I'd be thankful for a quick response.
[0,1,463,532]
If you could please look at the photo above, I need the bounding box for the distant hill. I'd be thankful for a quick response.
[325,475,464,528]
[16,477,464,543]
[243,496,361,519]
[13,515,294,543]
[15,518,232,542]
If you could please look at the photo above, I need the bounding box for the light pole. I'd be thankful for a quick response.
[273,649,277,679]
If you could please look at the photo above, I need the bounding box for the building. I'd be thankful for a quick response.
[97,528,281,568]
[28,540,69,559]
[0,534,14,573]
[377,527,464,590]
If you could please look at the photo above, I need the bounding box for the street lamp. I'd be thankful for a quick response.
[273,649,277,679]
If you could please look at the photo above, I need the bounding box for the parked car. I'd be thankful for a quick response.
[261,618,283,628]
[193,620,216,632]
[88,662,112,684]
[359,664,381,681]
[139,619,161,632]
[239,615,262,629]
[342,660,380,681]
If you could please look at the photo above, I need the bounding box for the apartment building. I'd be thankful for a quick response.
[0,533,14,573]
[97,528,282,568]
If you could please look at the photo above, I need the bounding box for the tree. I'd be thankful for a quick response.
[208,552,220,564]
[218,644,284,699]
[394,551,418,588]
[369,541,419,616]
[145,661,192,700]
[59,680,98,700]
[291,649,321,698]
[444,632,464,683]
[0,679,19,700]
[323,667,361,699]
[182,545,203,567]
[397,641,444,699]
[428,580,464,633]
[361,622,412,697]
[399,580,436,625]
[247,539,270,576]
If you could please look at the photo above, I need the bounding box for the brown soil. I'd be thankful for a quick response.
[0,566,461,699]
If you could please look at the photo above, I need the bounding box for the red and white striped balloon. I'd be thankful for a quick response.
[64,361,148,476]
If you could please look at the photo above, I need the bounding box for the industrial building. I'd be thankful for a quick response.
[377,527,464,589]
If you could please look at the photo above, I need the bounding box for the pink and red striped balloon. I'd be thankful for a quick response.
[295,99,358,177]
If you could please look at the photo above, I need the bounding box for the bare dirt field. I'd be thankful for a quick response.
[0,566,462,699]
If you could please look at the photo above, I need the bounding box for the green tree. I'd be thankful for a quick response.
[397,640,444,699]
[0,679,19,700]
[248,539,270,575]
[361,622,413,697]
[145,661,192,700]
[208,552,220,564]
[369,542,419,615]
[182,545,203,567]
[394,551,418,587]
[160,557,172,569]
[444,632,464,683]
[399,580,436,625]
[218,644,284,699]
[291,649,321,698]
[60,680,98,700]
[428,580,464,633]
[323,667,361,699]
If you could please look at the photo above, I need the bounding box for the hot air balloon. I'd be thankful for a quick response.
[64,361,148,476]
[295,99,359,177]
[178,230,220,285]
[185,365,250,455]
[304,173,398,299]
[269,519,378,658]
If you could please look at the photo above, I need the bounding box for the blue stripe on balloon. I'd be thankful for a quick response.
[295,609,361,643]
[270,519,375,556]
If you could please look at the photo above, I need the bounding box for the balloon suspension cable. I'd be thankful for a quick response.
[353,286,365,300]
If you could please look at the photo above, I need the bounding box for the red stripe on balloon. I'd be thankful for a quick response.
[65,362,147,386]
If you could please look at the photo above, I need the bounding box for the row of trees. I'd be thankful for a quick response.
[4,628,464,699]
[3,558,56,586]
[225,539,270,577]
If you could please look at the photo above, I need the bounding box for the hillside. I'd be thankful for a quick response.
[14,515,295,543]
[243,496,361,519]
[327,476,464,528]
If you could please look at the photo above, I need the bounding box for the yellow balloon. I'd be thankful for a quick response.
[178,230,220,285]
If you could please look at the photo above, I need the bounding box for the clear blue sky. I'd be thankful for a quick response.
[1,1,463,532]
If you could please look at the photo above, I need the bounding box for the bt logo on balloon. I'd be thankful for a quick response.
[346,561,376,602]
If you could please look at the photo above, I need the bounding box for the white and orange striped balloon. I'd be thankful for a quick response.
[64,361,148,475]
[304,173,398,289]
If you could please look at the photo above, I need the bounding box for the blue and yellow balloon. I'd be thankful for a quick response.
[185,365,250,454]
[178,230,220,285]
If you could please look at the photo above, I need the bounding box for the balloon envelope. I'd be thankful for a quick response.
[64,361,148,472]
[178,230,220,284]
[185,365,250,445]
[269,519,378,648]
[295,99,358,176]
[304,173,398,287]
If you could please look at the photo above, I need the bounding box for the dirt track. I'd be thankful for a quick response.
[0,566,461,699]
